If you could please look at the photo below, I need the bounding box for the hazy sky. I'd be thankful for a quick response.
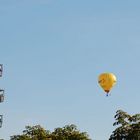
[0,0,140,139]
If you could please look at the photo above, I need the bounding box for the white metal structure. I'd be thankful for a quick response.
[0,65,2,77]
[0,64,4,129]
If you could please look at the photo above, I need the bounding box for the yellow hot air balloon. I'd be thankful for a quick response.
[98,73,117,96]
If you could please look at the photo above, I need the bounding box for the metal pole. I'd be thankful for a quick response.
[0,64,4,129]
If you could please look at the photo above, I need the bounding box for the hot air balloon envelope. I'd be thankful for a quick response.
[98,73,117,95]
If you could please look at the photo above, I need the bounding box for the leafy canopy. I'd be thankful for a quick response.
[109,110,140,140]
[10,124,91,140]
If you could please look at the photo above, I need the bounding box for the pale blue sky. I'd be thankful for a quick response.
[0,0,140,139]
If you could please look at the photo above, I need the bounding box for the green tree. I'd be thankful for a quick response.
[109,110,140,140]
[50,124,91,140]
[10,124,91,140]
[10,125,51,140]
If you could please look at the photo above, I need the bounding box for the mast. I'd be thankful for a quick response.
[0,64,4,128]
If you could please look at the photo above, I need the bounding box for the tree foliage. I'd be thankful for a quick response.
[109,110,140,140]
[10,124,91,140]
[10,125,50,140]
[50,124,91,140]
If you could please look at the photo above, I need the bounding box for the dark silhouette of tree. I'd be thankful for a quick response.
[109,110,140,140]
